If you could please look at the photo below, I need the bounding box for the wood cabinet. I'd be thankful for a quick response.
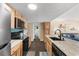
[11,10,25,29]
[15,10,22,19]
[43,22,50,35]
[43,22,52,55]
[27,23,33,47]
[42,22,51,42]
[11,10,16,28]
[5,3,25,29]
[44,36,52,56]
[11,41,23,56]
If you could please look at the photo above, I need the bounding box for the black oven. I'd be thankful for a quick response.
[11,32,21,39]
[11,29,23,39]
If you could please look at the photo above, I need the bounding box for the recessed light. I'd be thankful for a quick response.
[28,4,37,10]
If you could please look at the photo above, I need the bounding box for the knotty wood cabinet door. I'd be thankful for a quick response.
[11,41,23,56]
[45,36,52,56]
[44,22,50,35]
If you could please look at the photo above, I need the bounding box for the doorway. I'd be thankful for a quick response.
[33,23,40,40]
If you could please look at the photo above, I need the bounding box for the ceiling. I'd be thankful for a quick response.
[53,4,79,22]
[9,3,78,22]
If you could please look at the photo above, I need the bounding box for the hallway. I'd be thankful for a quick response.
[24,38,48,56]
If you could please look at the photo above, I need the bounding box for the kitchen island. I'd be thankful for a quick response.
[45,35,79,56]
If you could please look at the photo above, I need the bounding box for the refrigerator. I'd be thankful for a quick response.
[0,4,11,56]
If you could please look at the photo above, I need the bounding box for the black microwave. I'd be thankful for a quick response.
[15,17,24,29]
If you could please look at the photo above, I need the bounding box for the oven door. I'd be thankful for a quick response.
[11,32,21,39]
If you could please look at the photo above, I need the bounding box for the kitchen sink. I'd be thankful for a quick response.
[49,37,64,41]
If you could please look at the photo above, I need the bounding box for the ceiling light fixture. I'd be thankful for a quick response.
[28,4,37,10]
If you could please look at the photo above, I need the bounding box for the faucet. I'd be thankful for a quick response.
[55,29,62,40]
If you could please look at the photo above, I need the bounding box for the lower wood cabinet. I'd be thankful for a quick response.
[44,36,52,56]
[47,43,52,56]
[11,41,23,56]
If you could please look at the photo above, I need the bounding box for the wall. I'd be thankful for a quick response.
[31,22,44,41]
[51,20,79,34]
[33,23,40,39]
[50,4,79,35]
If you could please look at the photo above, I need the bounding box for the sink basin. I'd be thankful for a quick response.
[49,37,62,41]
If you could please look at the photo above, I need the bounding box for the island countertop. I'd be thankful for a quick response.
[46,35,79,56]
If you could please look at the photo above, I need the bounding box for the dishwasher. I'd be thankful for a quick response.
[23,37,29,52]
[52,43,66,56]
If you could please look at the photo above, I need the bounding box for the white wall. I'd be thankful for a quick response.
[32,23,41,40]
[51,4,79,34]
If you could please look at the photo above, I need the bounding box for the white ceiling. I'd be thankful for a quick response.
[53,4,79,23]
[9,3,78,22]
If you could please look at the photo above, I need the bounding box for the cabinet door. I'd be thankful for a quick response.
[15,11,21,19]
[45,37,52,56]
[20,42,23,56]
[48,44,52,56]
[11,51,17,56]
[11,41,23,56]
[16,45,20,56]
[44,37,47,49]
[12,48,20,56]
[11,10,16,28]
[44,22,50,34]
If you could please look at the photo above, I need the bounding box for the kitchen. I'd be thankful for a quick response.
[0,3,79,56]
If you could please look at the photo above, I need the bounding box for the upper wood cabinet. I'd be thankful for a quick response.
[11,10,16,28]
[5,3,25,29]
[43,22,50,35]
[11,10,25,29]
[15,10,25,20]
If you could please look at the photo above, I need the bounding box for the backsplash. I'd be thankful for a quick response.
[52,19,79,34]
